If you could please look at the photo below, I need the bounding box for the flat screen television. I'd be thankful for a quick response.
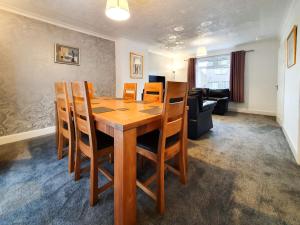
[149,75,166,89]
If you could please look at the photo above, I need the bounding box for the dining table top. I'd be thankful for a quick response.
[90,97,164,131]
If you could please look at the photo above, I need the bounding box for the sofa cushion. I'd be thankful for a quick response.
[201,88,210,98]
[188,90,202,98]
[209,89,230,98]
[192,88,210,98]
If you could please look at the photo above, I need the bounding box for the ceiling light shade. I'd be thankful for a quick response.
[176,41,184,45]
[168,35,177,40]
[174,26,184,32]
[105,0,130,21]
[197,47,207,57]
[201,21,212,27]
[201,31,213,37]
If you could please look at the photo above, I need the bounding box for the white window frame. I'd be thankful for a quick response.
[195,54,231,89]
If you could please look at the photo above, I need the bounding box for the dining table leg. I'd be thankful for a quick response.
[184,108,188,174]
[55,101,59,149]
[114,128,137,225]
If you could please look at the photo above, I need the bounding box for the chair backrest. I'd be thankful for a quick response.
[55,81,73,138]
[88,82,95,99]
[71,81,97,155]
[123,83,137,100]
[159,81,188,156]
[143,82,163,103]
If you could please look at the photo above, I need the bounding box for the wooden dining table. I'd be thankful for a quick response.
[56,97,188,225]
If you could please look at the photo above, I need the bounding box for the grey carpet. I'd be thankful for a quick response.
[0,112,300,225]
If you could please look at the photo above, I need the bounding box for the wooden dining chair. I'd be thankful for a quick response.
[88,82,95,99]
[123,83,137,100]
[71,81,114,206]
[143,82,163,103]
[55,81,75,173]
[136,81,188,214]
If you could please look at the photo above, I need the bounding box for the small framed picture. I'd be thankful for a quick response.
[55,43,80,66]
[287,25,297,68]
[130,52,144,79]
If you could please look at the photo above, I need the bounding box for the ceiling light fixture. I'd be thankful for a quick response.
[168,35,177,40]
[105,0,130,21]
[174,26,185,32]
[201,31,213,37]
[201,21,213,27]
[197,47,207,57]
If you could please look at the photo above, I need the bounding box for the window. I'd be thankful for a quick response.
[195,54,231,89]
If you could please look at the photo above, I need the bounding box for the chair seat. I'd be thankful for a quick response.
[137,130,179,153]
[81,131,113,150]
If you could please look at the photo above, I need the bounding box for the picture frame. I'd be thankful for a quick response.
[130,52,144,79]
[287,25,297,68]
[55,43,80,66]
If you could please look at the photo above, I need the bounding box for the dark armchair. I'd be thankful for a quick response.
[192,88,230,115]
[187,90,216,139]
[207,89,230,115]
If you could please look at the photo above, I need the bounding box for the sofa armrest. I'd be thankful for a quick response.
[207,97,229,101]
[202,100,217,112]
[187,96,199,120]
[210,97,229,115]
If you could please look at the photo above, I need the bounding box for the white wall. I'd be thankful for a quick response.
[0,9,115,136]
[172,54,188,82]
[277,0,300,164]
[207,39,279,116]
[115,38,174,100]
[231,39,279,116]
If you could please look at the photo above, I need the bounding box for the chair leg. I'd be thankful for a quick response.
[74,144,81,181]
[55,102,59,149]
[156,162,165,214]
[57,133,64,160]
[68,138,74,173]
[179,150,187,185]
[90,157,98,206]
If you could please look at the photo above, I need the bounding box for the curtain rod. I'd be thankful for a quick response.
[184,50,255,61]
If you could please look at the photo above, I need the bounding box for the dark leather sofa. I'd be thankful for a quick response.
[187,90,216,139]
[192,88,230,115]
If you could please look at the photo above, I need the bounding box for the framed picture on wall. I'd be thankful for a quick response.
[130,52,144,79]
[55,44,80,66]
[287,25,297,68]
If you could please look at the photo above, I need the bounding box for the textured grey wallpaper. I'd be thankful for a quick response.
[0,10,116,136]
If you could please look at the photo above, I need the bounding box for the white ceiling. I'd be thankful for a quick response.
[0,0,292,54]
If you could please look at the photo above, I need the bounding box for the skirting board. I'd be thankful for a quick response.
[0,126,56,146]
[229,108,276,116]
[282,127,300,165]
[276,117,283,126]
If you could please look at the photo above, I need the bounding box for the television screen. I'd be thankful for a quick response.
[149,75,166,89]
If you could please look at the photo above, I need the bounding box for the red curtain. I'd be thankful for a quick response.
[230,51,245,102]
[187,58,196,90]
